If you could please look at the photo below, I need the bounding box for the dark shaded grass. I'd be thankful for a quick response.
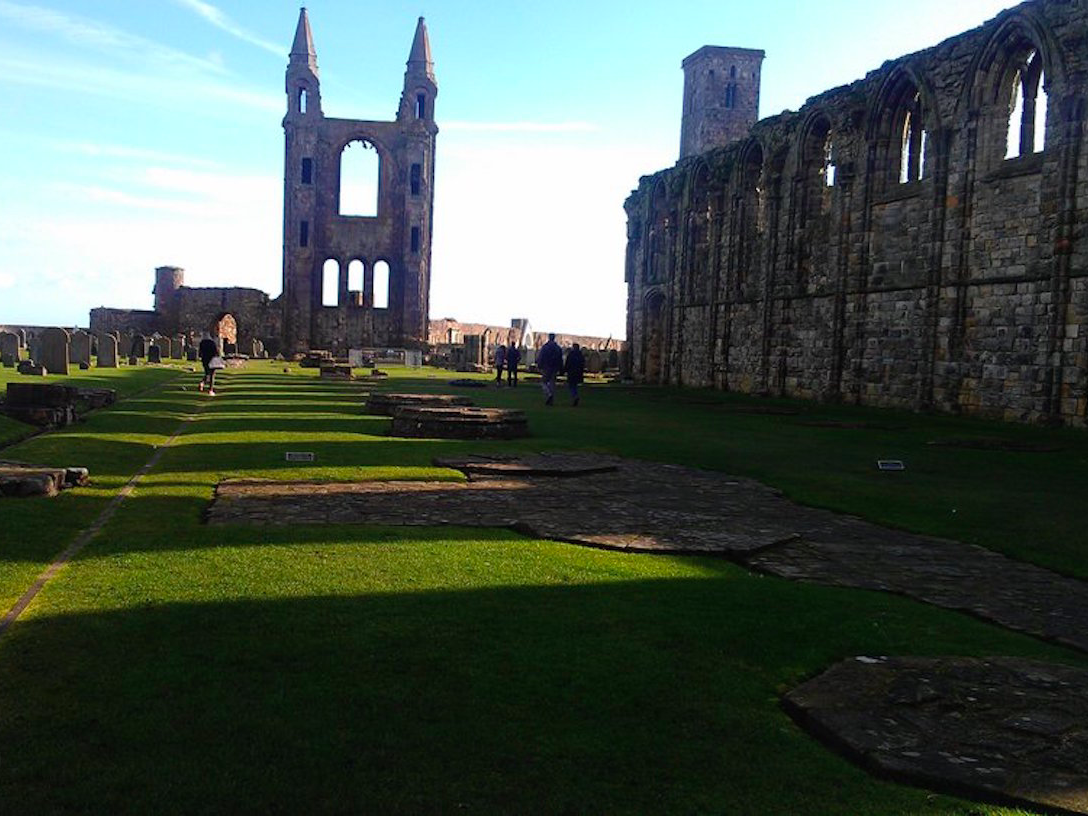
[1,545,1076,815]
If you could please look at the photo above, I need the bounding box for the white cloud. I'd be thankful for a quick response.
[174,0,284,57]
[0,0,226,75]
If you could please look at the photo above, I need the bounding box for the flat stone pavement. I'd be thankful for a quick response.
[209,452,1088,654]
[784,657,1088,816]
[207,452,1088,813]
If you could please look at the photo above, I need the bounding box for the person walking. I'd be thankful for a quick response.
[494,343,507,384]
[506,341,520,387]
[198,334,222,396]
[537,333,563,406]
[563,343,585,406]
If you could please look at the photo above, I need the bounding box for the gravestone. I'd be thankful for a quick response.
[0,331,18,367]
[130,335,147,358]
[585,350,602,374]
[148,345,162,364]
[70,330,92,368]
[171,336,184,359]
[28,334,43,363]
[185,347,198,362]
[17,329,27,349]
[40,328,70,375]
[248,338,261,357]
[223,341,237,355]
[128,355,138,366]
[97,334,118,368]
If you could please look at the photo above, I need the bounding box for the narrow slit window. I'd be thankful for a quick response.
[416,93,426,119]
[301,157,313,184]
[299,220,309,248]
[410,163,421,196]
[410,227,420,253]
[299,88,308,115]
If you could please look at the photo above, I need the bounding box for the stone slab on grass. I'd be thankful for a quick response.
[784,656,1088,815]
[365,392,474,416]
[391,406,529,440]
[0,461,89,498]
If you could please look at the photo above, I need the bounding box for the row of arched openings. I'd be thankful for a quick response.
[321,259,389,309]
[653,33,1054,292]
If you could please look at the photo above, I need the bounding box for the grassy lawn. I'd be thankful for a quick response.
[0,361,1083,814]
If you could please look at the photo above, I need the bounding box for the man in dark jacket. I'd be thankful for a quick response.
[537,333,563,406]
[563,343,585,406]
[506,341,520,387]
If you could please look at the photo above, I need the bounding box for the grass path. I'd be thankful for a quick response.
[0,363,1082,814]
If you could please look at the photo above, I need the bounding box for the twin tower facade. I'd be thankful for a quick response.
[281,9,438,354]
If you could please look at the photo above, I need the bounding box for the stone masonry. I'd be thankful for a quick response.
[280,10,438,355]
[626,0,1088,426]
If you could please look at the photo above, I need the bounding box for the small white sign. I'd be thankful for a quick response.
[285,452,315,462]
[877,460,905,471]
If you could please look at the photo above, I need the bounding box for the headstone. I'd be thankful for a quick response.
[159,337,173,359]
[17,329,27,349]
[17,360,45,376]
[70,330,92,368]
[28,334,42,362]
[404,349,423,368]
[348,349,366,368]
[223,341,237,355]
[148,345,162,364]
[185,347,198,362]
[0,331,17,367]
[130,335,147,358]
[585,350,602,374]
[40,328,70,375]
[97,334,118,368]
[128,355,138,366]
[171,336,184,359]
[255,339,266,358]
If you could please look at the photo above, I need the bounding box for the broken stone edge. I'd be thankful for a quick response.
[780,660,1085,816]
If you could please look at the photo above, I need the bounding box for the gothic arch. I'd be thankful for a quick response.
[868,65,941,188]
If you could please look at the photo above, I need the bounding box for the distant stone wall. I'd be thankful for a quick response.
[88,309,160,336]
[174,287,282,353]
[625,0,1088,425]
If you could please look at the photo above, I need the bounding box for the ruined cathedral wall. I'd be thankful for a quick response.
[626,0,1088,425]
[174,288,282,351]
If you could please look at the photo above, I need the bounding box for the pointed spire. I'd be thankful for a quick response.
[290,7,318,74]
[406,17,436,84]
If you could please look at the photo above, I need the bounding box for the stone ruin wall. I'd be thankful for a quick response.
[625,0,1088,426]
[90,286,282,354]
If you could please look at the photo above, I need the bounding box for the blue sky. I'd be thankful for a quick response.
[1,0,1017,338]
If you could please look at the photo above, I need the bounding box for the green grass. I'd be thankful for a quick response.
[0,361,1083,814]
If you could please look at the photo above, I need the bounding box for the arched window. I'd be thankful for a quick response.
[339,140,379,217]
[686,164,712,302]
[322,259,340,307]
[416,93,427,119]
[872,72,931,188]
[347,260,364,302]
[1005,49,1047,158]
[736,142,764,289]
[373,260,390,309]
[299,87,308,115]
[647,182,670,284]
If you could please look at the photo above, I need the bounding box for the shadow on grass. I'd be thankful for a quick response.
[1,573,1078,815]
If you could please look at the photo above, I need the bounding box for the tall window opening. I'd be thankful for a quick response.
[299,220,309,247]
[347,259,364,302]
[1005,50,1047,158]
[373,260,389,309]
[339,140,379,217]
[898,92,927,183]
[410,227,420,253]
[321,259,339,307]
[301,157,313,184]
[737,143,764,288]
[725,84,737,109]
[299,88,308,114]
[410,163,422,196]
[416,93,426,119]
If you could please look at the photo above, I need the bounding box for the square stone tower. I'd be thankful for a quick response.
[679,46,764,158]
